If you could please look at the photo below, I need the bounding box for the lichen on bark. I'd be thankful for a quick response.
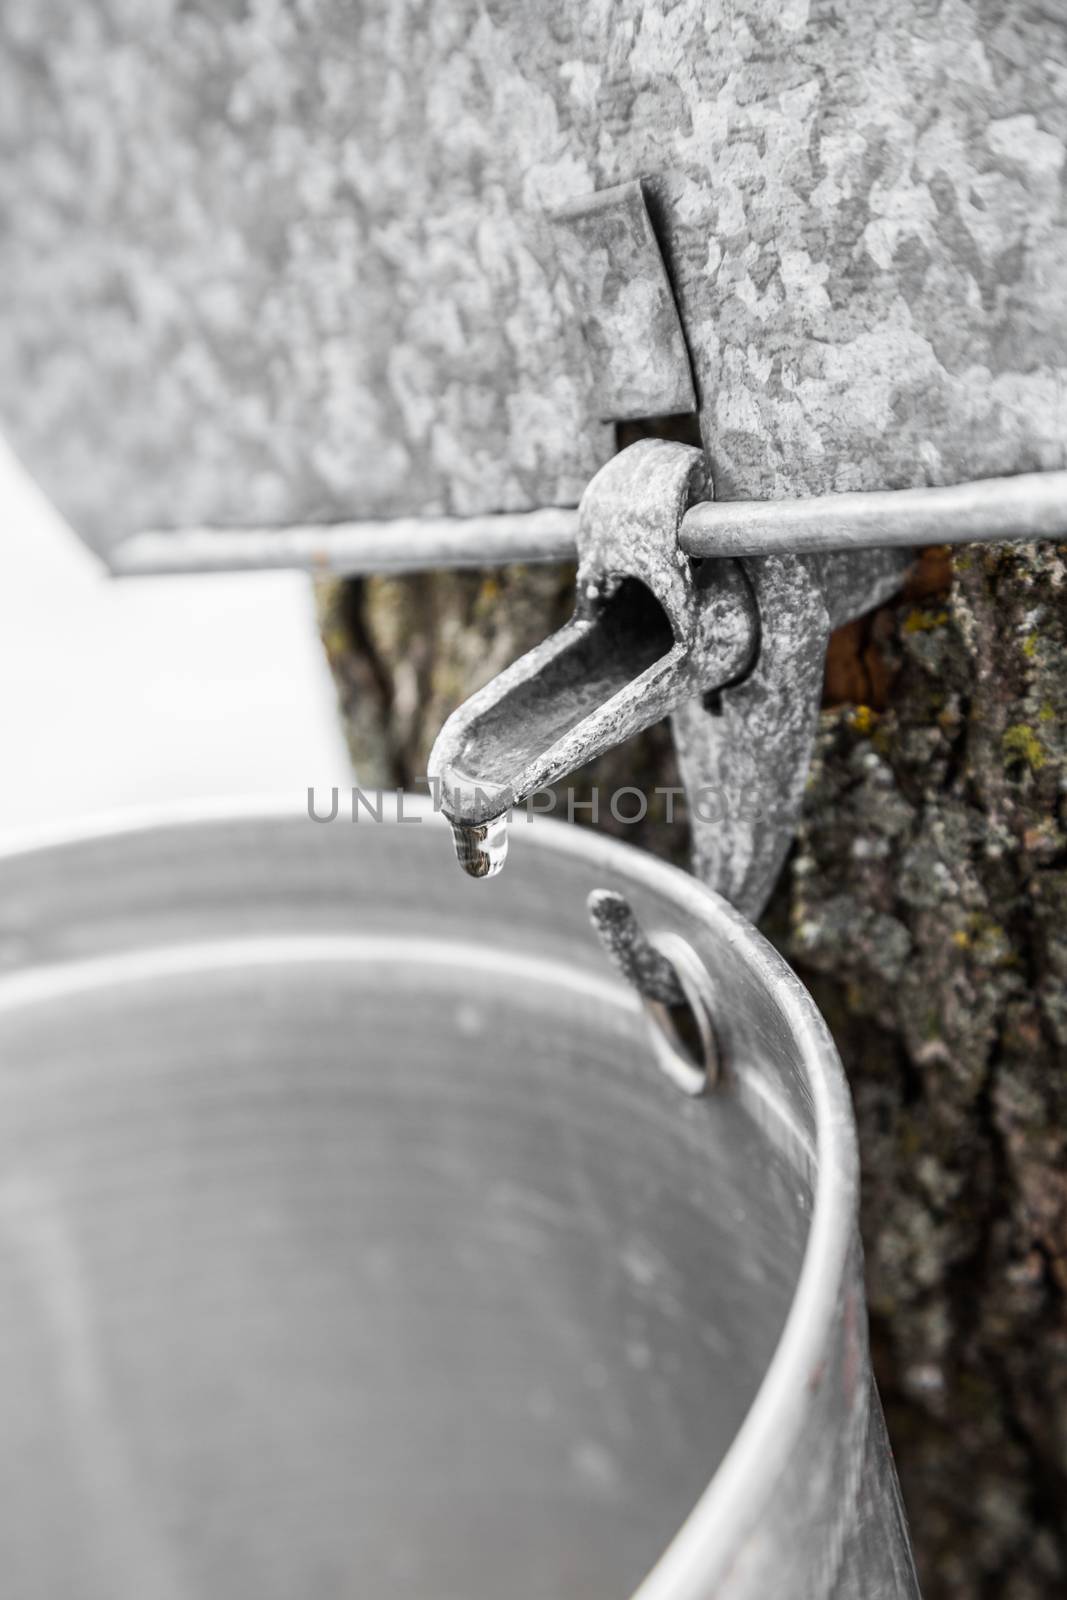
[791,539,1067,1600]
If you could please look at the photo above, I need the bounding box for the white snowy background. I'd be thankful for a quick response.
[0,437,352,833]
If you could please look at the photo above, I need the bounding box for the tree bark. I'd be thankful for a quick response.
[319,537,1067,1600]
[794,540,1067,1600]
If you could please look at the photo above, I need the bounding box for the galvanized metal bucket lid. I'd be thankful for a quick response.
[0,801,918,1598]
[1,5,1064,563]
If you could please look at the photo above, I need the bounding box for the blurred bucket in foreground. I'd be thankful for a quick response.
[0,803,918,1599]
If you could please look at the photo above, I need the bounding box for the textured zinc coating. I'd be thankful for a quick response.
[1,2,1065,556]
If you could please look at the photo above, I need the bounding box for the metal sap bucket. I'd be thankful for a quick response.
[0,803,918,1600]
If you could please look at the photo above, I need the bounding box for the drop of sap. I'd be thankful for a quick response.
[449,814,509,879]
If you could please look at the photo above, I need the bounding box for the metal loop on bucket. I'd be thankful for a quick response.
[640,929,721,1097]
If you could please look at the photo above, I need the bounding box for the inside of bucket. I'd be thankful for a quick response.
[0,947,811,1600]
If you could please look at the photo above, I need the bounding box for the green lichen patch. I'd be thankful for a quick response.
[1002,723,1048,773]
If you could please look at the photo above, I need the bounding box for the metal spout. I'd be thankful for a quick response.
[427,559,757,866]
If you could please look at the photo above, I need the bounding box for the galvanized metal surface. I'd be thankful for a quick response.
[674,551,834,917]
[549,181,697,422]
[682,469,1067,558]
[108,468,1067,578]
[0,801,919,1598]
[111,508,583,578]
[2,2,1065,556]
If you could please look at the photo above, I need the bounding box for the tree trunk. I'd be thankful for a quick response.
[319,535,1067,1600]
